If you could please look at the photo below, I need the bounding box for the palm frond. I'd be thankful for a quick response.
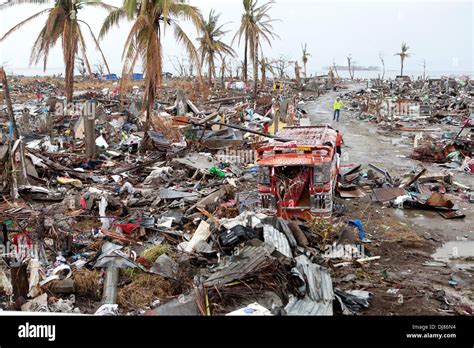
[174,23,199,67]
[0,8,51,41]
[77,26,93,77]
[78,19,111,74]
[0,0,49,10]
[99,7,127,39]
[82,0,117,11]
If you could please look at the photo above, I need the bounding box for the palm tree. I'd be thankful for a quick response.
[0,0,113,103]
[395,42,410,77]
[99,0,202,131]
[232,0,279,88]
[197,10,235,86]
[301,43,311,79]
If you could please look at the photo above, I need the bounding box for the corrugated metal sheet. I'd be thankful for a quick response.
[284,295,333,315]
[263,224,293,258]
[203,243,273,287]
[294,255,333,302]
[284,255,334,315]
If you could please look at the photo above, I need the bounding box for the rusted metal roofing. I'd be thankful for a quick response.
[274,125,337,147]
[258,155,330,166]
[257,125,337,166]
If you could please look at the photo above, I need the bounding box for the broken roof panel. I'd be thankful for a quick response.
[203,243,273,287]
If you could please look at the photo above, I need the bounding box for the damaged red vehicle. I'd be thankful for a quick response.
[256,125,340,220]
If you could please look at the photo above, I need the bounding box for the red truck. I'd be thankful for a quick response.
[256,124,340,220]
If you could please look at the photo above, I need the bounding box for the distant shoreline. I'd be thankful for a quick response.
[326,66,380,71]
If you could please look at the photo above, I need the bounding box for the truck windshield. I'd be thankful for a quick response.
[258,166,270,184]
[314,162,331,183]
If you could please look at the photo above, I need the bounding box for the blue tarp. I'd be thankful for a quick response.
[123,73,143,80]
[104,74,118,81]
[131,73,143,80]
[348,220,366,241]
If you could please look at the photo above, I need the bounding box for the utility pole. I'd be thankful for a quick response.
[84,100,96,159]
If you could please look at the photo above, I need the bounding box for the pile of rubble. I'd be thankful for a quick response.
[343,76,473,126]
[1,74,379,316]
[341,77,474,174]
[342,163,473,219]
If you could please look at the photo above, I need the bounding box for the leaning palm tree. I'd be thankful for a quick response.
[395,42,410,77]
[0,0,113,103]
[197,10,235,86]
[301,43,311,79]
[232,0,279,88]
[100,0,201,130]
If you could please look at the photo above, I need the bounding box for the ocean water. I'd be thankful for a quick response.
[321,69,473,80]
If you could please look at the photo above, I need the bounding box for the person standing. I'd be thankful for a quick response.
[335,130,344,156]
[333,97,343,122]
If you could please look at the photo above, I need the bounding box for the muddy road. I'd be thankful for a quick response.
[307,85,473,242]
[303,85,474,315]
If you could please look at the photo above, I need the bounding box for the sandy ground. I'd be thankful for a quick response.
[306,84,474,315]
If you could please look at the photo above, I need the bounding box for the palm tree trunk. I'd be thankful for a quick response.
[400,58,404,76]
[208,57,212,85]
[64,21,76,104]
[145,85,153,132]
[253,37,258,99]
[243,34,248,83]
[304,62,307,80]
[65,54,74,103]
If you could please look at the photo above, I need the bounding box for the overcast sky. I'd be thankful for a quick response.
[0,0,472,76]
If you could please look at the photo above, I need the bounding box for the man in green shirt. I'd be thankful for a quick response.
[333,97,343,122]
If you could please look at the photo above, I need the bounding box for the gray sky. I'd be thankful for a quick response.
[0,0,472,76]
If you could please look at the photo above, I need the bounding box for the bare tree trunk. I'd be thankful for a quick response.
[332,60,339,78]
[295,62,301,86]
[347,57,354,80]
[0,68,19,140]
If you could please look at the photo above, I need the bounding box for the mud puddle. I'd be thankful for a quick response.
[432,241,474,270]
